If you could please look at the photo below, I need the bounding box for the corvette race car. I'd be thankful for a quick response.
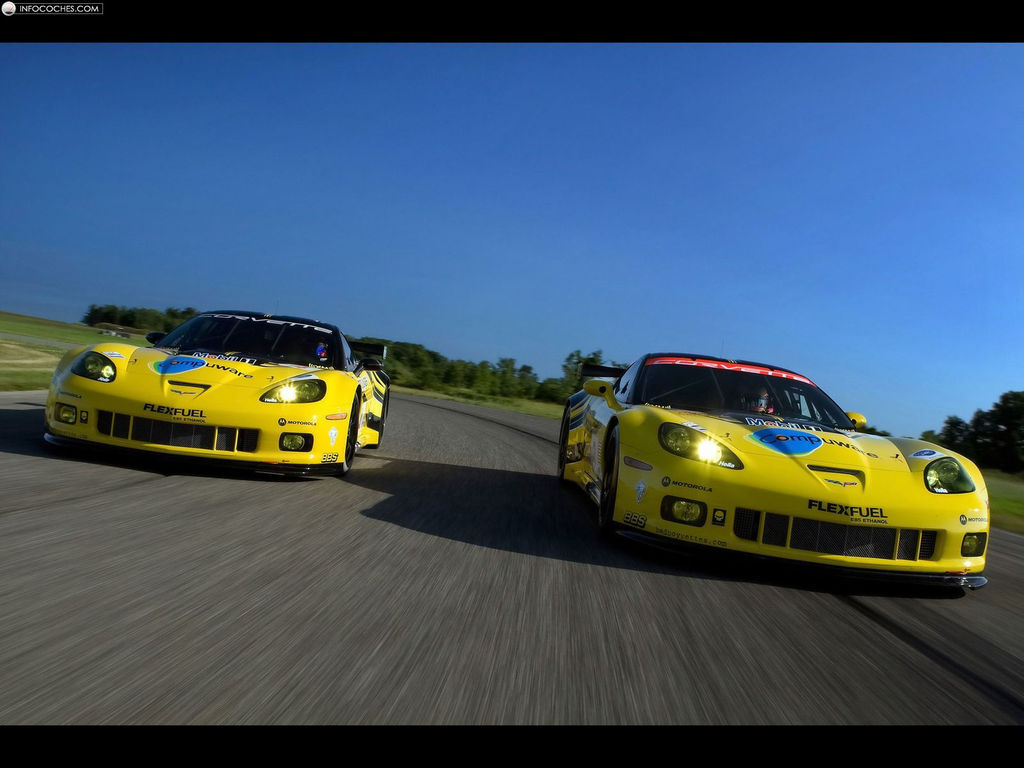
[558,354,989,589]
[45,311,389,475]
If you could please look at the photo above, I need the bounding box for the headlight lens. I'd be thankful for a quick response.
[280,433,313,452]
[961,533,987,557]
[72,352,117,382]
[924,457,975,494]
[56,403,78,424]
[661,497,707,526]
[260,376,326,404]
[658,423,743,470]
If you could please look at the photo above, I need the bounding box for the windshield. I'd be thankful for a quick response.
[637,358,852,429]
[158,314,336,368]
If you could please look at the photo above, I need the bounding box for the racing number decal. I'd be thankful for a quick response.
[624,512,647,529]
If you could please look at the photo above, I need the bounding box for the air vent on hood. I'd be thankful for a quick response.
[807,465,860,476]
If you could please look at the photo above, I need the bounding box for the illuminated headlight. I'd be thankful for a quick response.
[924,457,974,494]
[56,403,77,424]
[261,376,326,404]
[961,533,987,557]
[696,439,722,463]
[72,352,117,382]
[658,423,743,470]
[661,497,707,526]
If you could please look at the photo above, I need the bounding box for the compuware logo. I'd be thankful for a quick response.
[747,427,824,457]
[150,356,207,375]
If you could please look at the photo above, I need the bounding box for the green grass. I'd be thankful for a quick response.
[982,470,1024,535]
[0,340,66,391]
[0,311,147,345]
[0,311,147,391]
[392,385,563,420]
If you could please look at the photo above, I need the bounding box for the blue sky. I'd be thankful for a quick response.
[2,43,1022,438]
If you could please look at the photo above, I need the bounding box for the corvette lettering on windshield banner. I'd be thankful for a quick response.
[645,357,815,385]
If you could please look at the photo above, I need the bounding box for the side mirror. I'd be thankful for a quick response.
[358,358,383,371]
[846,412,867,430]
[146,331,166,345]
[583,379,623,411]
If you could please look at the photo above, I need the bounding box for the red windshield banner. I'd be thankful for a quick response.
[645,357,815,386]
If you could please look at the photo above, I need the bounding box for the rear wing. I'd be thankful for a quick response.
[350,341,387,361]
[579,362,626,379]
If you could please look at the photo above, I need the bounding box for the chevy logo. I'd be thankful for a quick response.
[165,380,210,398]
[823,478,858,488]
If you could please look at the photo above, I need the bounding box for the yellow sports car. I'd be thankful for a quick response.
[45,311,389,476]
[558,354,989,589]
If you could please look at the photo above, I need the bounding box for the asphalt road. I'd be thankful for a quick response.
[1,390,1022,724]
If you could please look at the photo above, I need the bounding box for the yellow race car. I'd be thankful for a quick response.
[558,354,989,589]
[45,311,389,476]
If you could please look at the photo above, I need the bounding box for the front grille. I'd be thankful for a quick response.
[112,413,130,439]
[216,427,236,451]
[132,417,216,450]
[734,508,760,541]
[97,410,258,453]
[237,429,259,452]
[896,530,920,560]
[733,503,941,563]
[919,530,938,559]
[762,512,789,546]
[790,517,897,559]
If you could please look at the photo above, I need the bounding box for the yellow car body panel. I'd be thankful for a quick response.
[559,354,989,588]
[45,312,389,475]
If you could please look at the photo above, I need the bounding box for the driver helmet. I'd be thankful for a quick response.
[743,387,774,414]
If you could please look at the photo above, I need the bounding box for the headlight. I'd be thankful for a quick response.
[260,375,326,404]
[72,352,117,382]
[661,496,707,526]
[280,433,313,452]
[55,403,78,424]
[961,533,987,557]
[658,423,743,470]
[924,457,974,494]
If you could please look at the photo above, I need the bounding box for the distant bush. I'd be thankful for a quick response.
[82,304,199,333]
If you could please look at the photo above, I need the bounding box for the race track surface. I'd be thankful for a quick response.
[1,390,1022,724]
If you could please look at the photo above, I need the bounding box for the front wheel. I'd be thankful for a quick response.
[365,389,389,449]
[597,425,620,534]
[377,390,389,446]
[556,405,571,482]
[337,396,360,476]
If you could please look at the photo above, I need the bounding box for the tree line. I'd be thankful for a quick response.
[350,337,609,404]
[83,304,199,333]
[922,391,1024,474]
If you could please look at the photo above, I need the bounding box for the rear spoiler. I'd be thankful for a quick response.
[350,341,387,360]
[579,362,627,379]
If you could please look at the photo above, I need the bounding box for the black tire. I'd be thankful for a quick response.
[597,424,619,534]
[556,405,571,481]
[338,396,360,476]
[374,390,389,447]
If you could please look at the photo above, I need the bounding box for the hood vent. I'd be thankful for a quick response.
[807,464,860,476]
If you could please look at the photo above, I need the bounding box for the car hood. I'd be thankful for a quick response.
[97,344,326,397]
[660,408,910,472]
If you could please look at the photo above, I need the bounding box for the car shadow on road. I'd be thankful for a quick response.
[344,456,967,600]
